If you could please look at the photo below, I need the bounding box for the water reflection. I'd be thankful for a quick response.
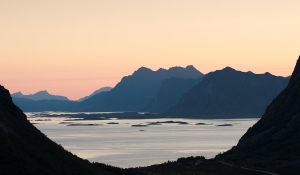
[26,112,259,168]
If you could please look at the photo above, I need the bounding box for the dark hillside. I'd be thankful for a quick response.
[220,56,300,175]
[143,77,203,113]
[0,85,112,175]
[87,66,203,111]
[166,67,289,118]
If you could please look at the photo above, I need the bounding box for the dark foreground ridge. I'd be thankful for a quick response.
[0,85,113,175]
[218,56,300,175]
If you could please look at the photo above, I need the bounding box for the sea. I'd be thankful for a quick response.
[26,112,259,168]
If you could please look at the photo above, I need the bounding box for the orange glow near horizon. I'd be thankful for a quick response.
[1,1,299,100]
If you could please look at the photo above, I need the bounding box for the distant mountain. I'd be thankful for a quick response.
[12,97,78,112]
[75,91,109,111]
[77,87,112,102]
[0,85,112,175]
[166,67,289,118]
[84,65,203,112]
[11,90,69,101]
[220,56,300,174]
[143,77,203,113]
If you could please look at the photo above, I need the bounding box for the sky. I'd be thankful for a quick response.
[1,1,299,100]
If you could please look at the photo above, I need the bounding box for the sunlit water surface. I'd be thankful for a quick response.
[26,112,259,168]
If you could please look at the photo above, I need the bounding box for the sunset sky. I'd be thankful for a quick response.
[1,1,299,100]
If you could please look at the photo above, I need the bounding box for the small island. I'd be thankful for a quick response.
[147,120,189,125]
[107,122,119,124]
[66,123,103,126]
[131,124,148,127]
[215,124,233,126]
[195,123,213,125]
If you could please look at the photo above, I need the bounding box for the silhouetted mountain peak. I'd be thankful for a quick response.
[186,65,194,68]
[35,90,50,95]
[0,85,28,122]
[132,67,153,77]
[264,72,271,75]
[0,85,13,104]
[11,90,69,101]
[12,91,23,96]
[186,65,197,69]
[136,66,152,72]
[157,68,166,71]
[289,55,300,85]
[222,66,236,72]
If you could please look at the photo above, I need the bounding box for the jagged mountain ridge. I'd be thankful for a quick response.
[84,65,203,112]
[166,67,290,118]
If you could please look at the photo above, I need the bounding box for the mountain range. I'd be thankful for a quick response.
[12,65,290,120]
[166,67,289,118]
[78,65,203,112]
[12,65,203,112]
[1,56,300,174]
[11,90,69,101]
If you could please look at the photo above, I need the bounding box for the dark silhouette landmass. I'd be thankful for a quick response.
[217,56,300,174]
[81,65,203,112]
[11,90,69,101]
[142,77,203,113]
[0,85,113,175]
[74,91,109,111]
[77,86,112,102]
[166,67,289,118]
[10,66,290,121]
[12,97,78,112]
[135,56,300,175]
[12,91,110,112]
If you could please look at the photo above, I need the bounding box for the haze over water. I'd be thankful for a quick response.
[28,112,258,167]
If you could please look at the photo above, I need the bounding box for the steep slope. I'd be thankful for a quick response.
[166,67,289,118]
[11,90,69,101]
[77,87,112,102]
[143,77,203,113]
[0,85,111,175]
[12,97,78,112]
[86,65,203,112]
[221,56,300,174]
[75,91,109,111]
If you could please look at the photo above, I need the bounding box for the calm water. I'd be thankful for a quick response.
[27,112,259,168]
